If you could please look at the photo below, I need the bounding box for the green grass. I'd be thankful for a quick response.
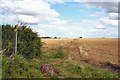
[2,51,118,78]
[53,60,118,78]
[2,54,43,78]
[54,47,64,58]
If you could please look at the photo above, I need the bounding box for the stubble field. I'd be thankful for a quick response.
[42,38,119,73]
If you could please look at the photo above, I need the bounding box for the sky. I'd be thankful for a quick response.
[0,0,119,38]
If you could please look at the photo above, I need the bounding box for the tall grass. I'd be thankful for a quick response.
[54,47,64,58]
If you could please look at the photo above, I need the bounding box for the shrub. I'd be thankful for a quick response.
[2,24,43,58]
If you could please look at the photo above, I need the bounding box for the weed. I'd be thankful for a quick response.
[54,47,64,58]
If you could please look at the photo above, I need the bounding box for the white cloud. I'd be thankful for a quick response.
[32,21,87,38]
[96,24,106,29]
[32,19,108,38]
[46,0,64,4]
[82,19,99,24]
[17,15,40,25]
[49,18,67,25]
[90,12,107,17]
[89,26,118,38]
[0,0,63,25]
[0,16,3,23]
[100,17,118,27]
[0,14,16,24]
[109,13,118,20]
[86,2,118,13]
[63,0,119,2]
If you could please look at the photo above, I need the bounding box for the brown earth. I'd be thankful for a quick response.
[42,38,119,72]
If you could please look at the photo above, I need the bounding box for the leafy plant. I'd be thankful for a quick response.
[2,24,43,58]
[54,47,64,58]
[2,54,43,78]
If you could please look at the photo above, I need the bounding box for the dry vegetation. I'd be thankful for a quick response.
[42,38,119,73]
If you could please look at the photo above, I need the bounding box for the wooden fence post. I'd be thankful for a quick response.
[14,25,18,56]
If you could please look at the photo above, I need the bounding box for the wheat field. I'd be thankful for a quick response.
[42,38,119,72]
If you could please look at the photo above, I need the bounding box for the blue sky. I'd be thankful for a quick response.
[0,0,118,38]
[52,2,106,22]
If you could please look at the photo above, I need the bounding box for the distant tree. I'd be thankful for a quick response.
[79,37,82,38]
[41,37,51,39]
[54,37,57,39]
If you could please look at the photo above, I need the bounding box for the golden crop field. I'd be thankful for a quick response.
[42,38,119,72]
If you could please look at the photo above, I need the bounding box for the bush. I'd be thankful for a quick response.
[54,47,64,58]
[2,24,43,58]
